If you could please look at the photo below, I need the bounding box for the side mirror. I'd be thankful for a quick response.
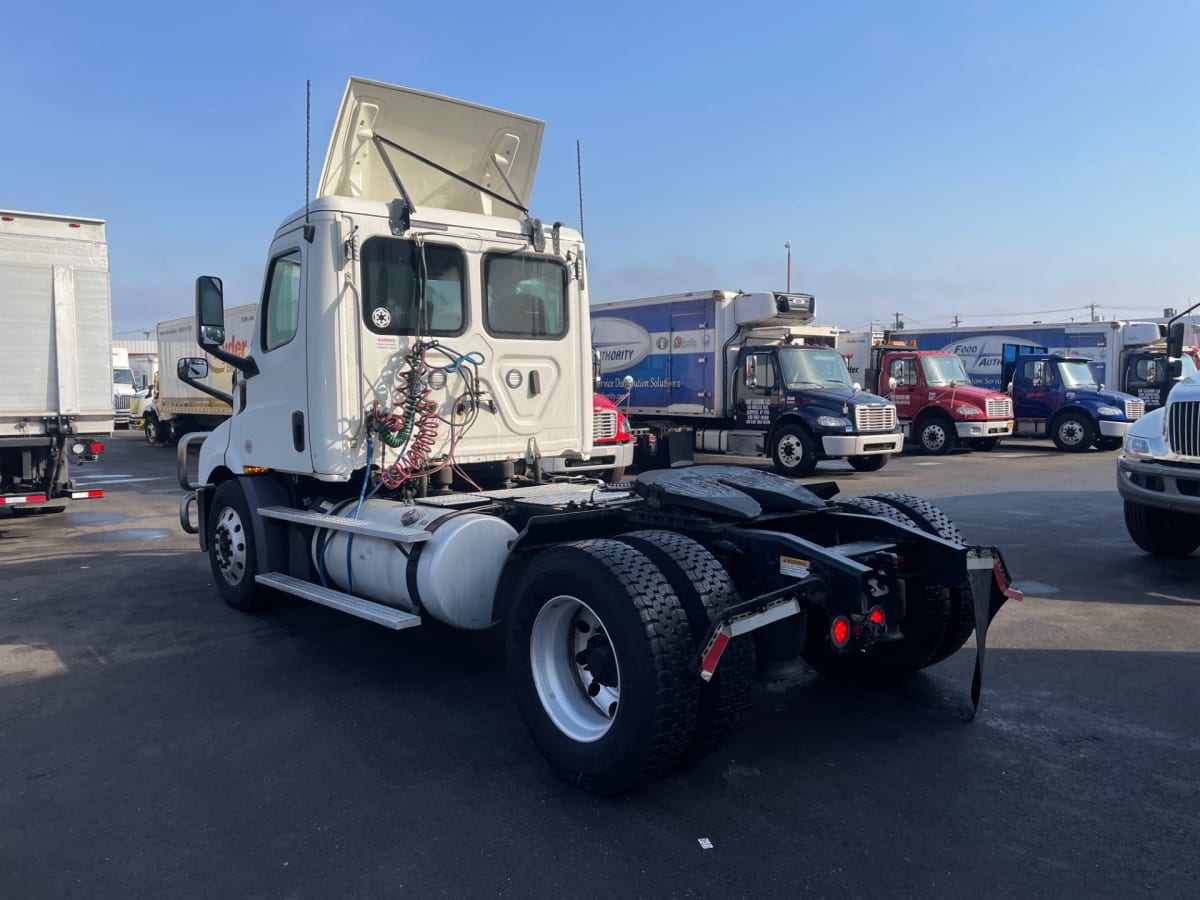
[1168,359,1183,379]
[179,358,209,380]
[852,382,862,394]
[1168,321,1185,359]
[1006,381,1014,396]
[196,276,226,347]
[887,375,898,392]
[592,349,602,388]
[622,375,634,390]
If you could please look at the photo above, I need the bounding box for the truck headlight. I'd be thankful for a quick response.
[1097,406,1122,417]
[817,416,850,429]
[1123,435,1152,456]
[954,406,981,417]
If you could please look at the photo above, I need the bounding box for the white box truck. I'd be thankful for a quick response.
[0,210,111,513]
[138,305,256,444]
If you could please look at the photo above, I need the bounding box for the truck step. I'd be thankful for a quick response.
[258,505,432,542]
[255,572,422,630]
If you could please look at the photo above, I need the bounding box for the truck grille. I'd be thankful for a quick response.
[1124,399,1145,420]
[594,409,618,441]
[114,395,132,411]
[985,397,1013,419]
[855,405,897,432]
[1168,401,1200,458]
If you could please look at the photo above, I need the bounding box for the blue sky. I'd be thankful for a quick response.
[3,1,1196,335]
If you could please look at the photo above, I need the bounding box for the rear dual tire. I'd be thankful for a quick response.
[508,540,699,795]
[508,535,756,793]
[802,493,975,682]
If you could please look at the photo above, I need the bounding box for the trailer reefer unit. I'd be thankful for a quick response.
[591,290,902,475]
[0,210,109,512]
[175,77,1019,795]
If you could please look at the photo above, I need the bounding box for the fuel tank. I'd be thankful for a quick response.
[313,499,517,629]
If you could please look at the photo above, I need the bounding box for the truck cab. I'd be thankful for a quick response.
[540,392,633,481]
[869,346,1013,454]
[729,340,901,474]
[1001,344,1144,452]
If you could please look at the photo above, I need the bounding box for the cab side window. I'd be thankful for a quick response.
[263,250,302,351]
[890,357,916,387]
[1024,360,1044,386]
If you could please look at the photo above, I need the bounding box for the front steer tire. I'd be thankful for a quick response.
[771,425,818,477]
[616,530,756,756]
[1052,412,1096,452]
[1124,501,1200,558]
[847,454,888,472]
[208,479,268,611]
[507,540,699,795]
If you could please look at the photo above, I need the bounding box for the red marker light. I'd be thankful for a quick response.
[89,441,104,454]
[830,616,851,648]
[868,607,885,627]
[69,222,81,228]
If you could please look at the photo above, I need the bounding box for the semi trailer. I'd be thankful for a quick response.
[176,77,1020,793]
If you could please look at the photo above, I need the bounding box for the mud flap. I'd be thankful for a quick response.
[966,547,1023,718]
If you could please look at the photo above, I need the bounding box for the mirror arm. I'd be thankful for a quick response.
[199,343,259,378]
[180,372,233,406]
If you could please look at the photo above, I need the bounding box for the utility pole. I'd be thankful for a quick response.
[892,312,904,330]
[784,241,792,293]
[951,314,961,327]
[1089,302,1098,322]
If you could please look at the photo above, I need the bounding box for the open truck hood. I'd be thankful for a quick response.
[318,77,544,218]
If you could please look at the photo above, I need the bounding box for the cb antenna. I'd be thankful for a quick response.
[576,139,585,241]
[303,79,315,243]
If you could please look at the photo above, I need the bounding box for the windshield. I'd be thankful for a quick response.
[113,368,135,387]
[778,347,853,389]
[921,355,970,387]
[1056,359,1098,389]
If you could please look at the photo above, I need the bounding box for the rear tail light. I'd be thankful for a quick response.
[867,606,885,627]
[830,616,851,649]
[89,441,104,455]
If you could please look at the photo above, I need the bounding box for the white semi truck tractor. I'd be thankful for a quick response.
[176,77,1021,793]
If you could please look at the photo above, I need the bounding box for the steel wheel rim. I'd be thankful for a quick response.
[145,420,156,443]
[1059,420,1085,446]
[922,423,947,451]
[213,506,248,585]
[777,434,803,468]
[530,595,620,742]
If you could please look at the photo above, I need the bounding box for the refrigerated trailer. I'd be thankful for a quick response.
[0,210,109,513]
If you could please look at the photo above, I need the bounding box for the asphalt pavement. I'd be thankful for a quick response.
[2,433,1197,899]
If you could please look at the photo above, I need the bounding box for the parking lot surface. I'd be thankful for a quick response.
[2,434,1197,899]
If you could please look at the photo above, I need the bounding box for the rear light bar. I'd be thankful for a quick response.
[0,494,47,505]
[0,490,104,505]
